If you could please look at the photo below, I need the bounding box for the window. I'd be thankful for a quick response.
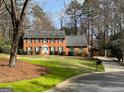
[36,47,39,52]
[78,48,83,53]
[41,39,43,43]
[69,47,74,52]
[51,38,55,43]
[28,47,31,51]
[51,47,55,52]
[34,47,40,52]
[43,38,48,43]
[35,39,39,43]
[59,38,63,43]
[59,47,63,52]
[28,39,32,43]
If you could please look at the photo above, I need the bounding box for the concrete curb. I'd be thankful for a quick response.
[46,72,103,92]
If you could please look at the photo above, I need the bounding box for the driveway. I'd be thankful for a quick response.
[48,57,124,92]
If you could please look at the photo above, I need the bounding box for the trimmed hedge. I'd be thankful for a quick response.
[55,51,59,55]
[29,51,34,55]
[35,51,40,55]
[68,51,75,56]
[60,51,66,56]
[23,51,28,55]
[18,49,24,55]
[49,51,54,55]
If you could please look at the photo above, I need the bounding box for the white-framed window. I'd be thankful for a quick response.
[28,47,31,51]
[59,38,63,43]
[56,47,59,51]
[35,47,41,52]
[51,47,55,51]
[35,39,39,43]
[43,38,48,43]
[59,47,63,52]
[50,38,55,43]
[28,39,32,43]
[36,47,39,52]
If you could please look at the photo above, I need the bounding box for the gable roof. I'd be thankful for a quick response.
[65,35,87,47]
[23,31,65,38]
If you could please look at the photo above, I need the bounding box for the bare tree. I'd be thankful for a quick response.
[2,0,30,67]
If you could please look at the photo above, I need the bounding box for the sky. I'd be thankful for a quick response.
[32,0,84,29]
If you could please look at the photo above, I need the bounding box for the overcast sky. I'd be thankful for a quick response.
[32,0,84,29]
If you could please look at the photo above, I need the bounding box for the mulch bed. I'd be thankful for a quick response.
[0,58,49,83]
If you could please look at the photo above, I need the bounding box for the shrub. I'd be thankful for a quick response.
[18,49,24,55]
[77,52,83,56]
[0,45,11,54]
[55,51,59,55]
[4,40,11,45]
[23,51,28,55]
[108,45,123,61]
[35,51,40,55]
[60,51,66,56]
[82,51,88,57]
[29,50,33,55]
[49,51,54,55]
[68,51,75,56]
[106,50,113,57]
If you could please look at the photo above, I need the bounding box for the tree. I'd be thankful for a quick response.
[32,5,54,31]
[2,0,30,67]
[65,0,81,35]
[0,32,4,46]
[0,0,13,41]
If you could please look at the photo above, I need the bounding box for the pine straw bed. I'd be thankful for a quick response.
[0,58,49,83]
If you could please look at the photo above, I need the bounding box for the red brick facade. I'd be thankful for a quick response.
[23,38,88,55]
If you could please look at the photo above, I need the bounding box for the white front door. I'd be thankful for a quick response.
[42,45,49,54]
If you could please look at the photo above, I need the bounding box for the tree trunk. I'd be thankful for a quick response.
[74,19,77,35]
[122,48,124,63]
[9,28,19,67]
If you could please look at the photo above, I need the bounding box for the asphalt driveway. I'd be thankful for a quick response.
[58,71,124,92]
[48,57,124,92]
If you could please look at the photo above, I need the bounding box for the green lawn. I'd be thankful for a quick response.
[0,54,104,92]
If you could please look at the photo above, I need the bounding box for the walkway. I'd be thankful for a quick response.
[95,56,124,72]
[48,57,124,92]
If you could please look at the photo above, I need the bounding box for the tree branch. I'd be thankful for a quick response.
[20,0,30,21]
[2,0,12,16]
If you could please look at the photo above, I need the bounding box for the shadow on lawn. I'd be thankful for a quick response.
[26,66,94,91]
[45,64,94,80]
[27,59,98,78]
[70,57,97,62]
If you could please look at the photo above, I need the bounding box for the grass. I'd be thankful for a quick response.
[0,54,104,92]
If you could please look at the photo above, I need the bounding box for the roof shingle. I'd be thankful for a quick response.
[23,31,65,38]
[65,36,87,47]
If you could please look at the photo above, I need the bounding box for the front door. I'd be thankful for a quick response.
[42,45,49,54]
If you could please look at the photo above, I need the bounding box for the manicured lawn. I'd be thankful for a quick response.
[0,54,104,92]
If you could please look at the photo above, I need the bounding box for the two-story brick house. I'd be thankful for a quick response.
[23,31,88,55]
